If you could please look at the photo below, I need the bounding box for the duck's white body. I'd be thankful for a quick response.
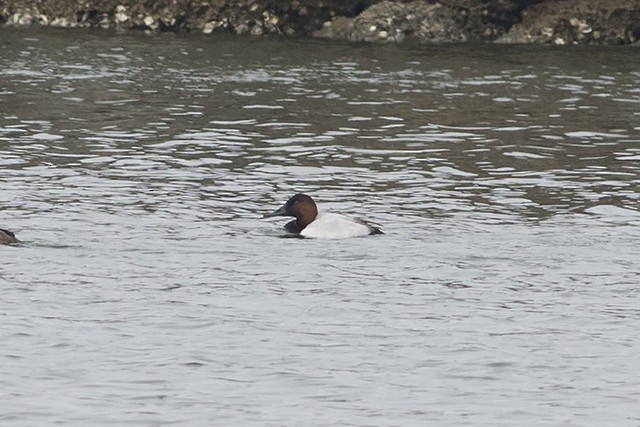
[300,212,375,239]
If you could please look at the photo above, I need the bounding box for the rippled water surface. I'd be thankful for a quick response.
[1,28,640,426]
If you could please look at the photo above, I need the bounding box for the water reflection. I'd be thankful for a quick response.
[2,31,639,231]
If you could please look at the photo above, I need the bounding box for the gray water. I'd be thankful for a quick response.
[1,27,640,426]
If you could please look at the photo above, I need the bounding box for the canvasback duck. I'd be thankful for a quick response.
[0,228,19,245]
[264,194,383,239]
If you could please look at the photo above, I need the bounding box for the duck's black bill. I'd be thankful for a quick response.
[263,204,287,218]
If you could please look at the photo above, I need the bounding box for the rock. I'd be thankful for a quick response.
[202,21,216,34]
[314,1,466,43]
[0,0,639,45]
[499,0,640,44]
[114,5,129,24]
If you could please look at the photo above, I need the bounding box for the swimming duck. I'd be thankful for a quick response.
[264,194,383,239]
[0,228,19,245]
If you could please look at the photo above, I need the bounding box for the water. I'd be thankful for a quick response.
[1,27,640,426]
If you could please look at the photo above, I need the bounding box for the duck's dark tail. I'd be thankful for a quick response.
[0,228,19,244]
[369,226,384,235]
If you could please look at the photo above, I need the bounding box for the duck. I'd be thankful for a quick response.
[264,194,383,239]
[0,228,19,245]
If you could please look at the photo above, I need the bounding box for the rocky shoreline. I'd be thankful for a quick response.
[1,0,639,45]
